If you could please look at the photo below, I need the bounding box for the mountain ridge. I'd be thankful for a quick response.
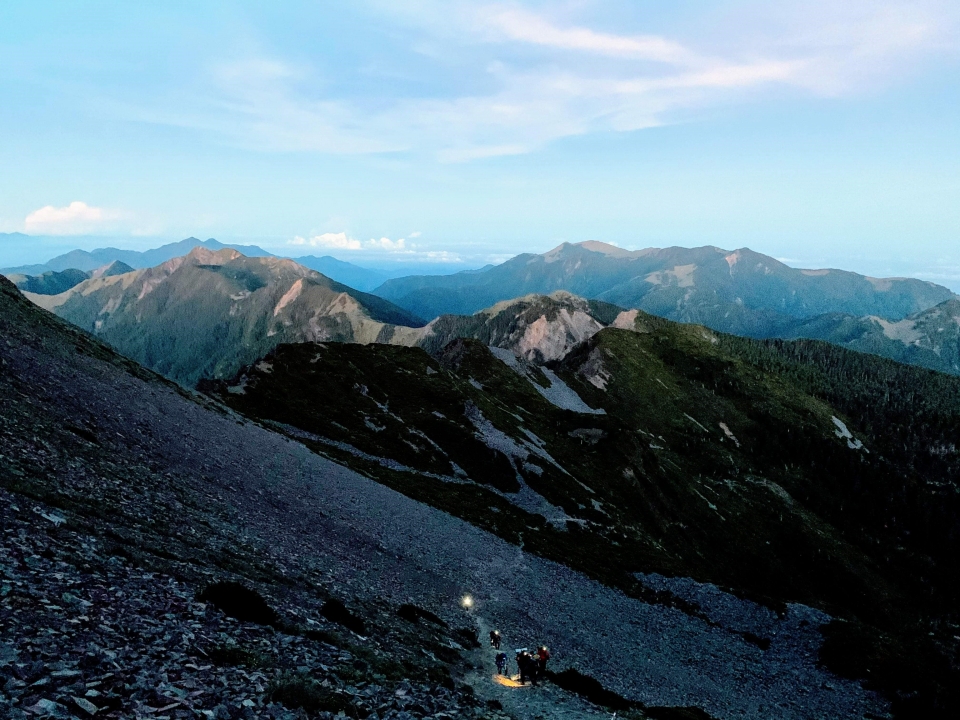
[2,237,273,274]
[374,241,956,336]
[25,246,425,384]
[780,297,960,374]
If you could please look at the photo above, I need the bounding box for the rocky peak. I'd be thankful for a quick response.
[185,246,243,266]
[90,260,135,279]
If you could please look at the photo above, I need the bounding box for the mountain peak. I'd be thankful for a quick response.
[90,260,135,279]
[577,240,636,257]
[185,246,242,265]
[542,240,637,261]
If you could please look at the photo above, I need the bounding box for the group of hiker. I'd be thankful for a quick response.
[488,630,551,686]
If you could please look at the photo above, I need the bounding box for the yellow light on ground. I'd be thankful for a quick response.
[461,595,474,609]
[494,675,527,688]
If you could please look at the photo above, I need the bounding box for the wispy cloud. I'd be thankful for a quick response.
[476,6,694,64]
[112,1,960,161]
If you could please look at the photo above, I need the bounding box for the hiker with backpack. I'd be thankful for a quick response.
[515,649,528,683]
[495,651,508,675]
[516,649,539,685]
[489,629,501,650]
[536,645,551,677]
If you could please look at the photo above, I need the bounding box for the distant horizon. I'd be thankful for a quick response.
[2,3,958,290]
[4,231,960,293]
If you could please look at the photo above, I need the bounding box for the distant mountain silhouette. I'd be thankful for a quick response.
[2,237,272,274]
[292,255,389,291]
[2,236,398,292]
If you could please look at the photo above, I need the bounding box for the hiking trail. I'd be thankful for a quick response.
[464,614,611,720]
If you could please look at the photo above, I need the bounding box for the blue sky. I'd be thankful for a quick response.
[1,1,959,283]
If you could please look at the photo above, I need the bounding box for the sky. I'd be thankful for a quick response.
[1,1,959,283]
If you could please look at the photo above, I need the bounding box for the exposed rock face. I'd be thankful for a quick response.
[409,292,622,364]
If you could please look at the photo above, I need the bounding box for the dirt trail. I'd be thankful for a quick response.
[465,614,610,720]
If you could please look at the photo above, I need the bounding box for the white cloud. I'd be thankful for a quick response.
[408,231,422,238]
[288,231,468,262]
[290,233,411,253]
[367,237,407,251]
[291,232,363,250]
[24,201,124,235]
[416,250,463,263]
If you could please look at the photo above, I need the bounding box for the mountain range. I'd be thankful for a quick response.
[20,244,960,384]
[375,240,955,332]
[4,260,134,295]
[1,236,272,275]
[780,298,960,375]
[1,236,391,291]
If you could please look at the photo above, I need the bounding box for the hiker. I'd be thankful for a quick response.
[515,649,528,683]
[536,645,551,676]
[517,650,537,686]
[495,651,508,675]
[489,629,501,650]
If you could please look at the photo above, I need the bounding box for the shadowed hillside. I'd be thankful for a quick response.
[2,272,758,720]
[7,269,960,716]
[207,307,960,718]
[778,297,960,375]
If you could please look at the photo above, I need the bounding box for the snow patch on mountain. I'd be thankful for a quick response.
[537,368,606,415]
[832,416,867,451]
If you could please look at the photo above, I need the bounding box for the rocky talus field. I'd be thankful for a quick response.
[2,272,958,719]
